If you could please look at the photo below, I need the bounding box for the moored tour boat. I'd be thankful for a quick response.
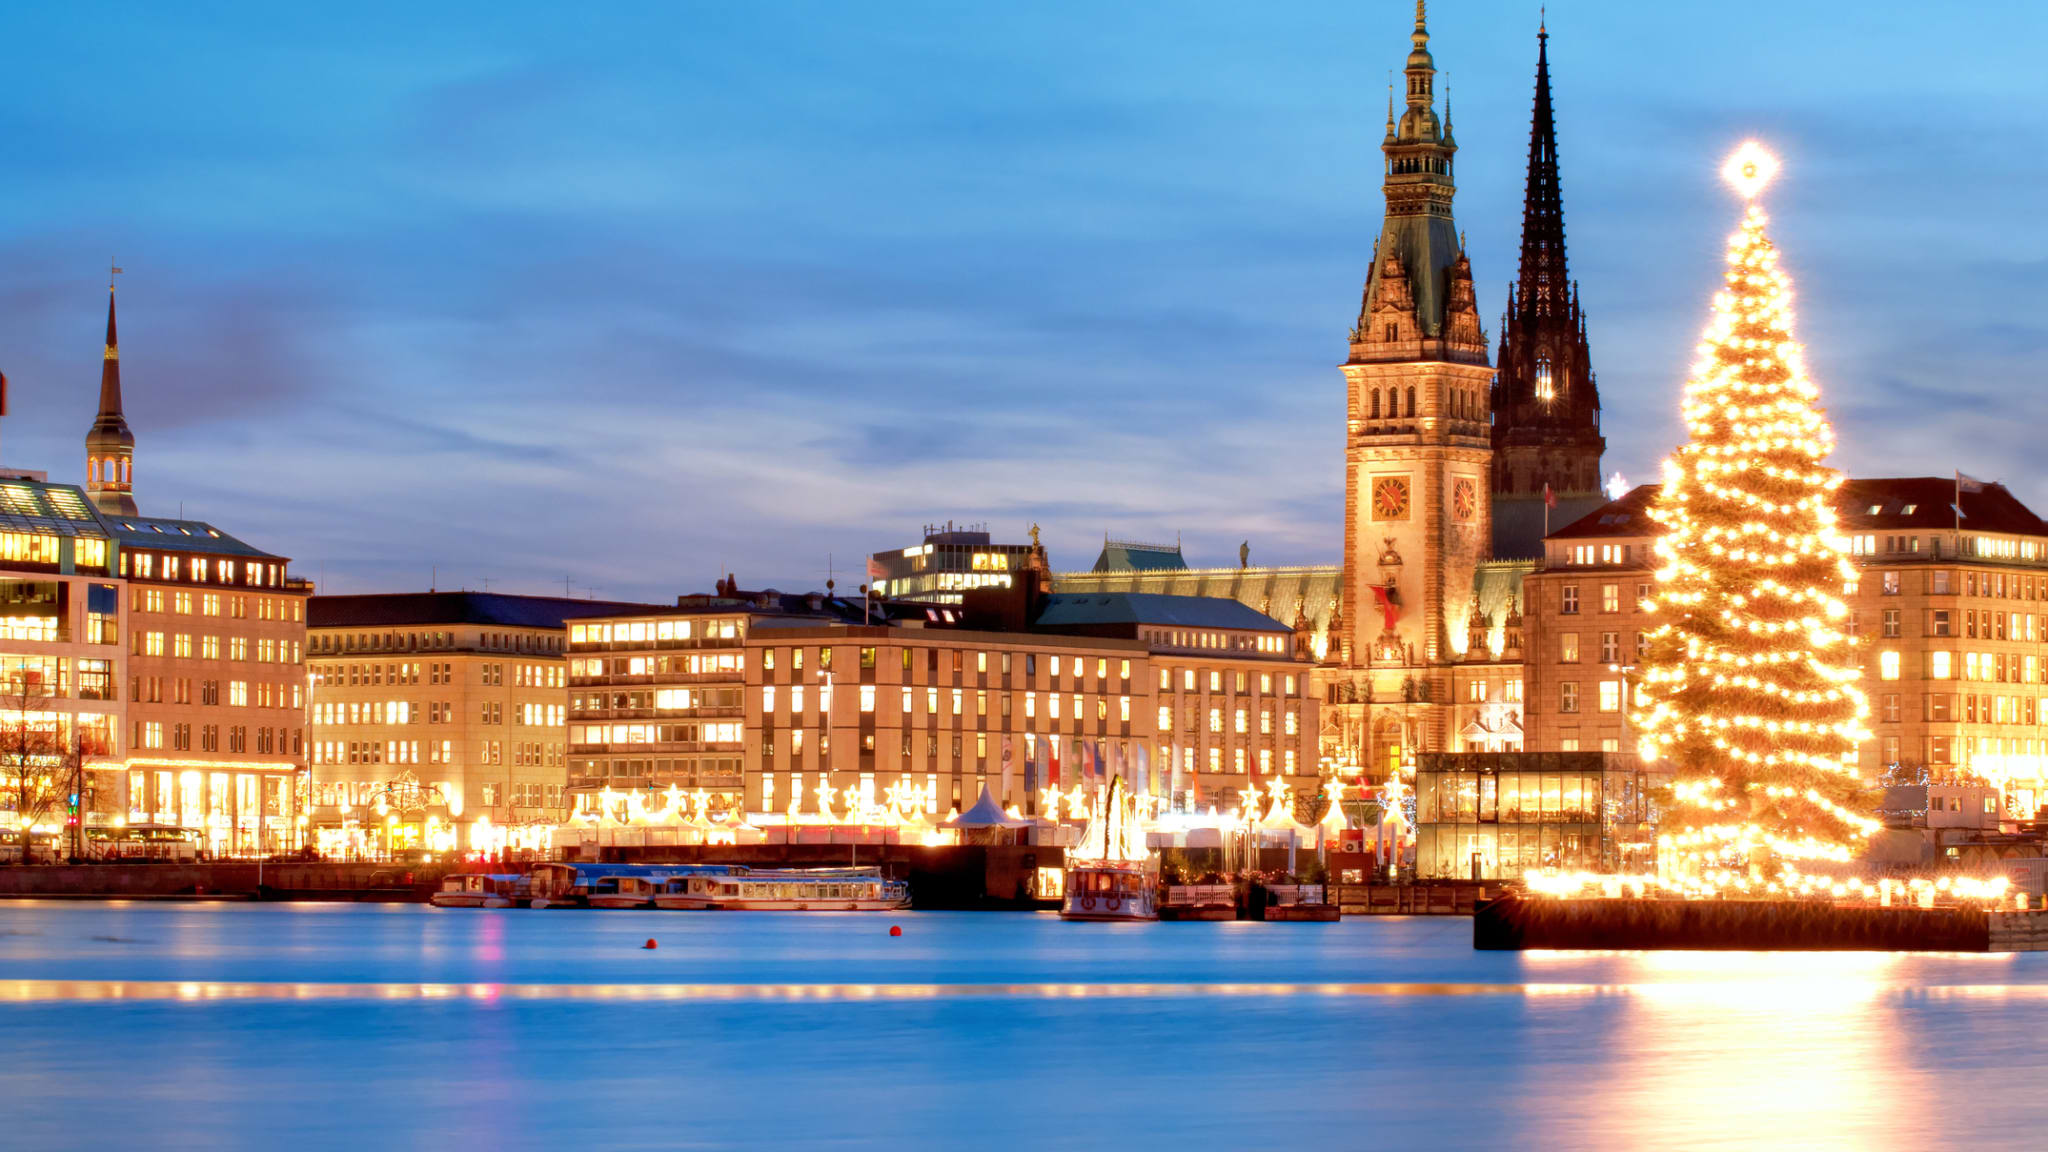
[528,863,735,909]
[430,873,527,908]
[1060,860,1159,922]
[1059,776,1159,921]
[588,874,661,909]
[653,867,910,911]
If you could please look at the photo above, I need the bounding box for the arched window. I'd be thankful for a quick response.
[1406,387,1417,417]
[1370,389,1381,419]
[1535,356,1555,403]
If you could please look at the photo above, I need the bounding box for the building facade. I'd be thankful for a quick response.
[1524,480,2048,816]
[307,592,653,856]
[565,594,847,810]
[867,523,1042,605]
[566,590,1319,820]
[0,476,126,847]
[116,516,308,854]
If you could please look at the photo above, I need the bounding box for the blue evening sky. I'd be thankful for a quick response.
[1,1,2042,601]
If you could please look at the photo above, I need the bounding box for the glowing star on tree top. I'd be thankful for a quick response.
[1720,140,1779,201]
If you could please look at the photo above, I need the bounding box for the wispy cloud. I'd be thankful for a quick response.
[0,0,2042,601]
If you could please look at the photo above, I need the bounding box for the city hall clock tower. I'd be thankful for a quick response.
[1332,2,1494,775]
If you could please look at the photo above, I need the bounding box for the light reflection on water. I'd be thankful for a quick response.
[2,902,2046,1150]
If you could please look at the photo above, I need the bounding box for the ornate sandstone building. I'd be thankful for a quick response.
[1324,4,1497,776]
[1066,14,1599,781]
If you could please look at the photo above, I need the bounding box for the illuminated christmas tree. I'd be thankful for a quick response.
[1632,142,1877,885]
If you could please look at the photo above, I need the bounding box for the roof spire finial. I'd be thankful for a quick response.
[1540,6,1547,37]
[88,265,139,516]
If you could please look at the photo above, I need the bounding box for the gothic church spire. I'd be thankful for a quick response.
[87,272,138,516]
[1490,21,1603,508]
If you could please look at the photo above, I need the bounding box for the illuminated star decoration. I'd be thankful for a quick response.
[1719,139,1779,201]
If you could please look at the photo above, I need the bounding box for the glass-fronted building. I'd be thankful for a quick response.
[1414,751,1658,880]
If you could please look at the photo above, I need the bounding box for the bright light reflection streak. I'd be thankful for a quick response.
[0,979,2042,1003]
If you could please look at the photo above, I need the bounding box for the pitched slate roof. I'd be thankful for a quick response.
[309,591,664,630]
[1035,592,1291,633]
[1090,539,1188,573]
[1838,478,2045,535]
[105,515,279,559]
[1547,479,2048,541]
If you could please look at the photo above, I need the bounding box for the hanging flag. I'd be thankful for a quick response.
[999,736,1014,808]
[1135,743,1151,799]
[1957,472,1988,494]
[1543,482,1557,509]
[1370,584,1400,631]
[1170,742,1184,809]
[1048,736,1061,791]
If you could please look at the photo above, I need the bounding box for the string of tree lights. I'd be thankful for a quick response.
[1626,141,1880,888]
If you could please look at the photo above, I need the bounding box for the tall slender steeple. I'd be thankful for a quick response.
[86,271,138,516]
[1490,20,1603,517]
[1350,1,1484,362]
[1334,3,1497,778]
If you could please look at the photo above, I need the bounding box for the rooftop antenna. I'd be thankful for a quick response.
[431,565,437,593]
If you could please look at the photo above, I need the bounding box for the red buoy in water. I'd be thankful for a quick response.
[643,938,658,950]
[889,925,901,937]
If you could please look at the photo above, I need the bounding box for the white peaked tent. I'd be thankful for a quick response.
[942,785,1030,829]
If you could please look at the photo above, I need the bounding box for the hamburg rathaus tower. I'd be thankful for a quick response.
[1332,3,1494,777]
[1489,20,1606,557]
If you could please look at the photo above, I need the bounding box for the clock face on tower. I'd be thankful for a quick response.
[1452,477,1477,522]
[1373,476,1410,521]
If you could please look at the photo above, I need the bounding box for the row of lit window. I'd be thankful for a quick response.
[572,722,743,745]
[1556,680,1624,714]
[311,630,562,654]
[1155,705,1300,736]
[133,589,294,621]
[1556,632,1650,666]
[570,618,740,646]
[126,552,284,588]
[1556,582,1652,615]
[1877,650,2045,684]
[133,720,289,755]
[1872,692,2040,726]
[755,742,1299,777]
[130,676,298,711]
[764,646,1136,692]
[133,632,300,665]
[571,653,744,678]
[1158,668,1300,696]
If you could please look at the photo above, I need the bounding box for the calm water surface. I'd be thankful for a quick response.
[2,900,2045,1149]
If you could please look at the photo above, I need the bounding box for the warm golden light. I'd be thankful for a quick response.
[1626,142,1878,888]
[1720,139,1778,201]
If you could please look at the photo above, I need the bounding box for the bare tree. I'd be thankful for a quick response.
[0,673,89,863]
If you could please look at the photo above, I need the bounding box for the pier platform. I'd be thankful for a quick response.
[1475,894,2048,952]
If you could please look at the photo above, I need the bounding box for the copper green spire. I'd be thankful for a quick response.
[87,267,138,516]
